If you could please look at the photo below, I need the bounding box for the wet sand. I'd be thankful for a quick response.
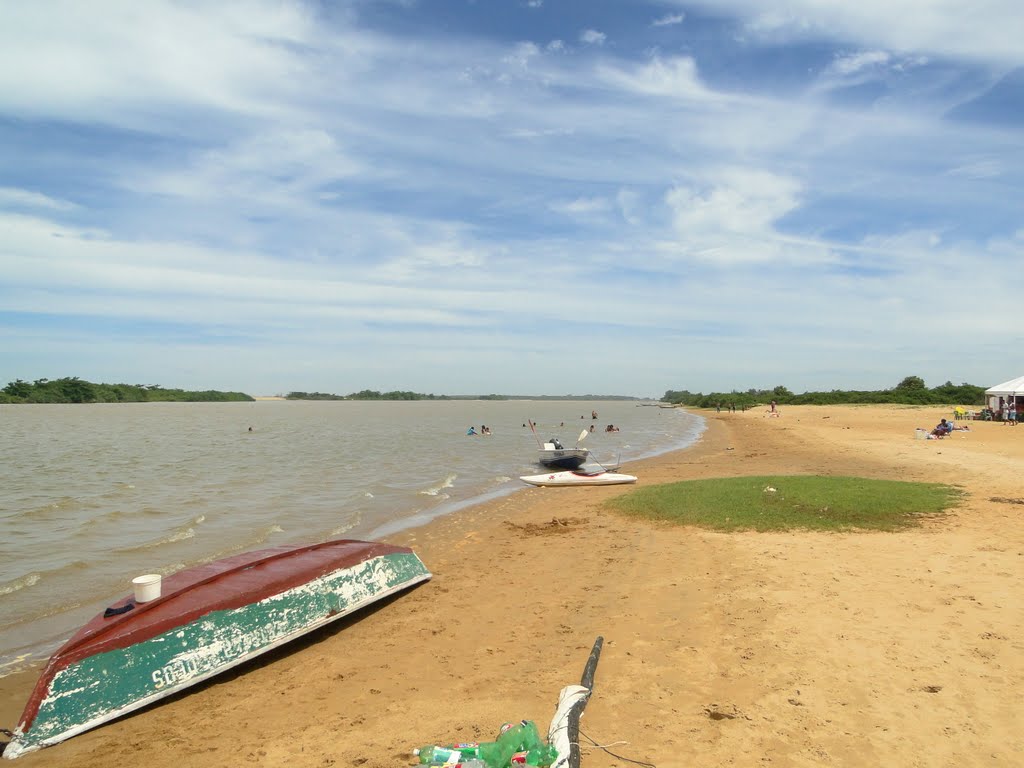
[3,404,1022,767]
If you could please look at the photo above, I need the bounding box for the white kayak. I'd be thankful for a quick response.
[520,470,638,487]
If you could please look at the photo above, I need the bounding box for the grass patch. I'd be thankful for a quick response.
[605,475,962,532]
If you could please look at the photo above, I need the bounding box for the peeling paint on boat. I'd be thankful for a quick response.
[4,544,430,759]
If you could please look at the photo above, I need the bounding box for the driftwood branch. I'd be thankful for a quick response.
[567,636,603,768]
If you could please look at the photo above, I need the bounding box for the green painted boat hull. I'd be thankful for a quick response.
[5,550,429,759]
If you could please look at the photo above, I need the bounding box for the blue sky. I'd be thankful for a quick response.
[1,1,1021,398]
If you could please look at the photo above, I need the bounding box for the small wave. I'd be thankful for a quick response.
[494,475,512,484]
[329,519,360,537]
[419,473,456,497]
[80,508,130,527]
[97,482,137,499]
[79,505,173,530]
[134,526,193,549]
[327,508,362,537]
[363,492,374,498]
[184,528,284,569]
[0,572,41,596]
[0,652,41,679]
[197,524,286,565]
[119,529,191,553]
[0,560,90,608]
[113,514,207,553]
[164,527,195,544]
[14,496,86,521]
[0,594,86,631]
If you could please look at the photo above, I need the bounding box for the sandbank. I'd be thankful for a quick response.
[2,404,1022,767]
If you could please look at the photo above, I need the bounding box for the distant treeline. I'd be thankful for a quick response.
[285,391,641,401]
[0,378,254,404]
[662,376,987,410]
[286,390,437,401]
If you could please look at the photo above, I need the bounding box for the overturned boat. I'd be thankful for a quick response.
[3,539,431,759]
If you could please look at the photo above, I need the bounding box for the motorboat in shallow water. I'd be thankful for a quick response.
[528,422,592,470]
[537,440,591,470]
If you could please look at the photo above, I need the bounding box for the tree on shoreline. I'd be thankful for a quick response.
[662,376,986,409]
[0,378,253,404]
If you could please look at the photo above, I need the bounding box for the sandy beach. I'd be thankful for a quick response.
[3,404,1022,767]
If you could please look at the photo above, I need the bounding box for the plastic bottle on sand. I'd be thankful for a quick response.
[478,721,548,768]
[511,745,559,766]
[413,743,481,764]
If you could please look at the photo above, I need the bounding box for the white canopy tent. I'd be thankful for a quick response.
[985,375,1024,412]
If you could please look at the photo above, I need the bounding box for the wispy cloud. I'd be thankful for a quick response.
[652,13,685,27]
[829,50,891,76]
[0,187,78,211]
[696,0,1024,66]
[665,168,803,251]
[945,159,1003,179]
[597,55,714,102]
[0,1,321,129]
[550,197,613,216]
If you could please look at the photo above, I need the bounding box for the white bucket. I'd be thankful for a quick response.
[132,574,162,603]
[914,428,928,440]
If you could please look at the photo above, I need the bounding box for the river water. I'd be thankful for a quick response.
[0,399,702,673]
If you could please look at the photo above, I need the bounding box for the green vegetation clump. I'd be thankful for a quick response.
[663,375,986,410]
[0,377,253,404]
[285,390,443,400]
[606,475,962,532]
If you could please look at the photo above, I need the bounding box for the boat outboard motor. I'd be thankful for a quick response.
[551,438,563,449]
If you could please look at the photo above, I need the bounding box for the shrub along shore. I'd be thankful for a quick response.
[0,377,252,403]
